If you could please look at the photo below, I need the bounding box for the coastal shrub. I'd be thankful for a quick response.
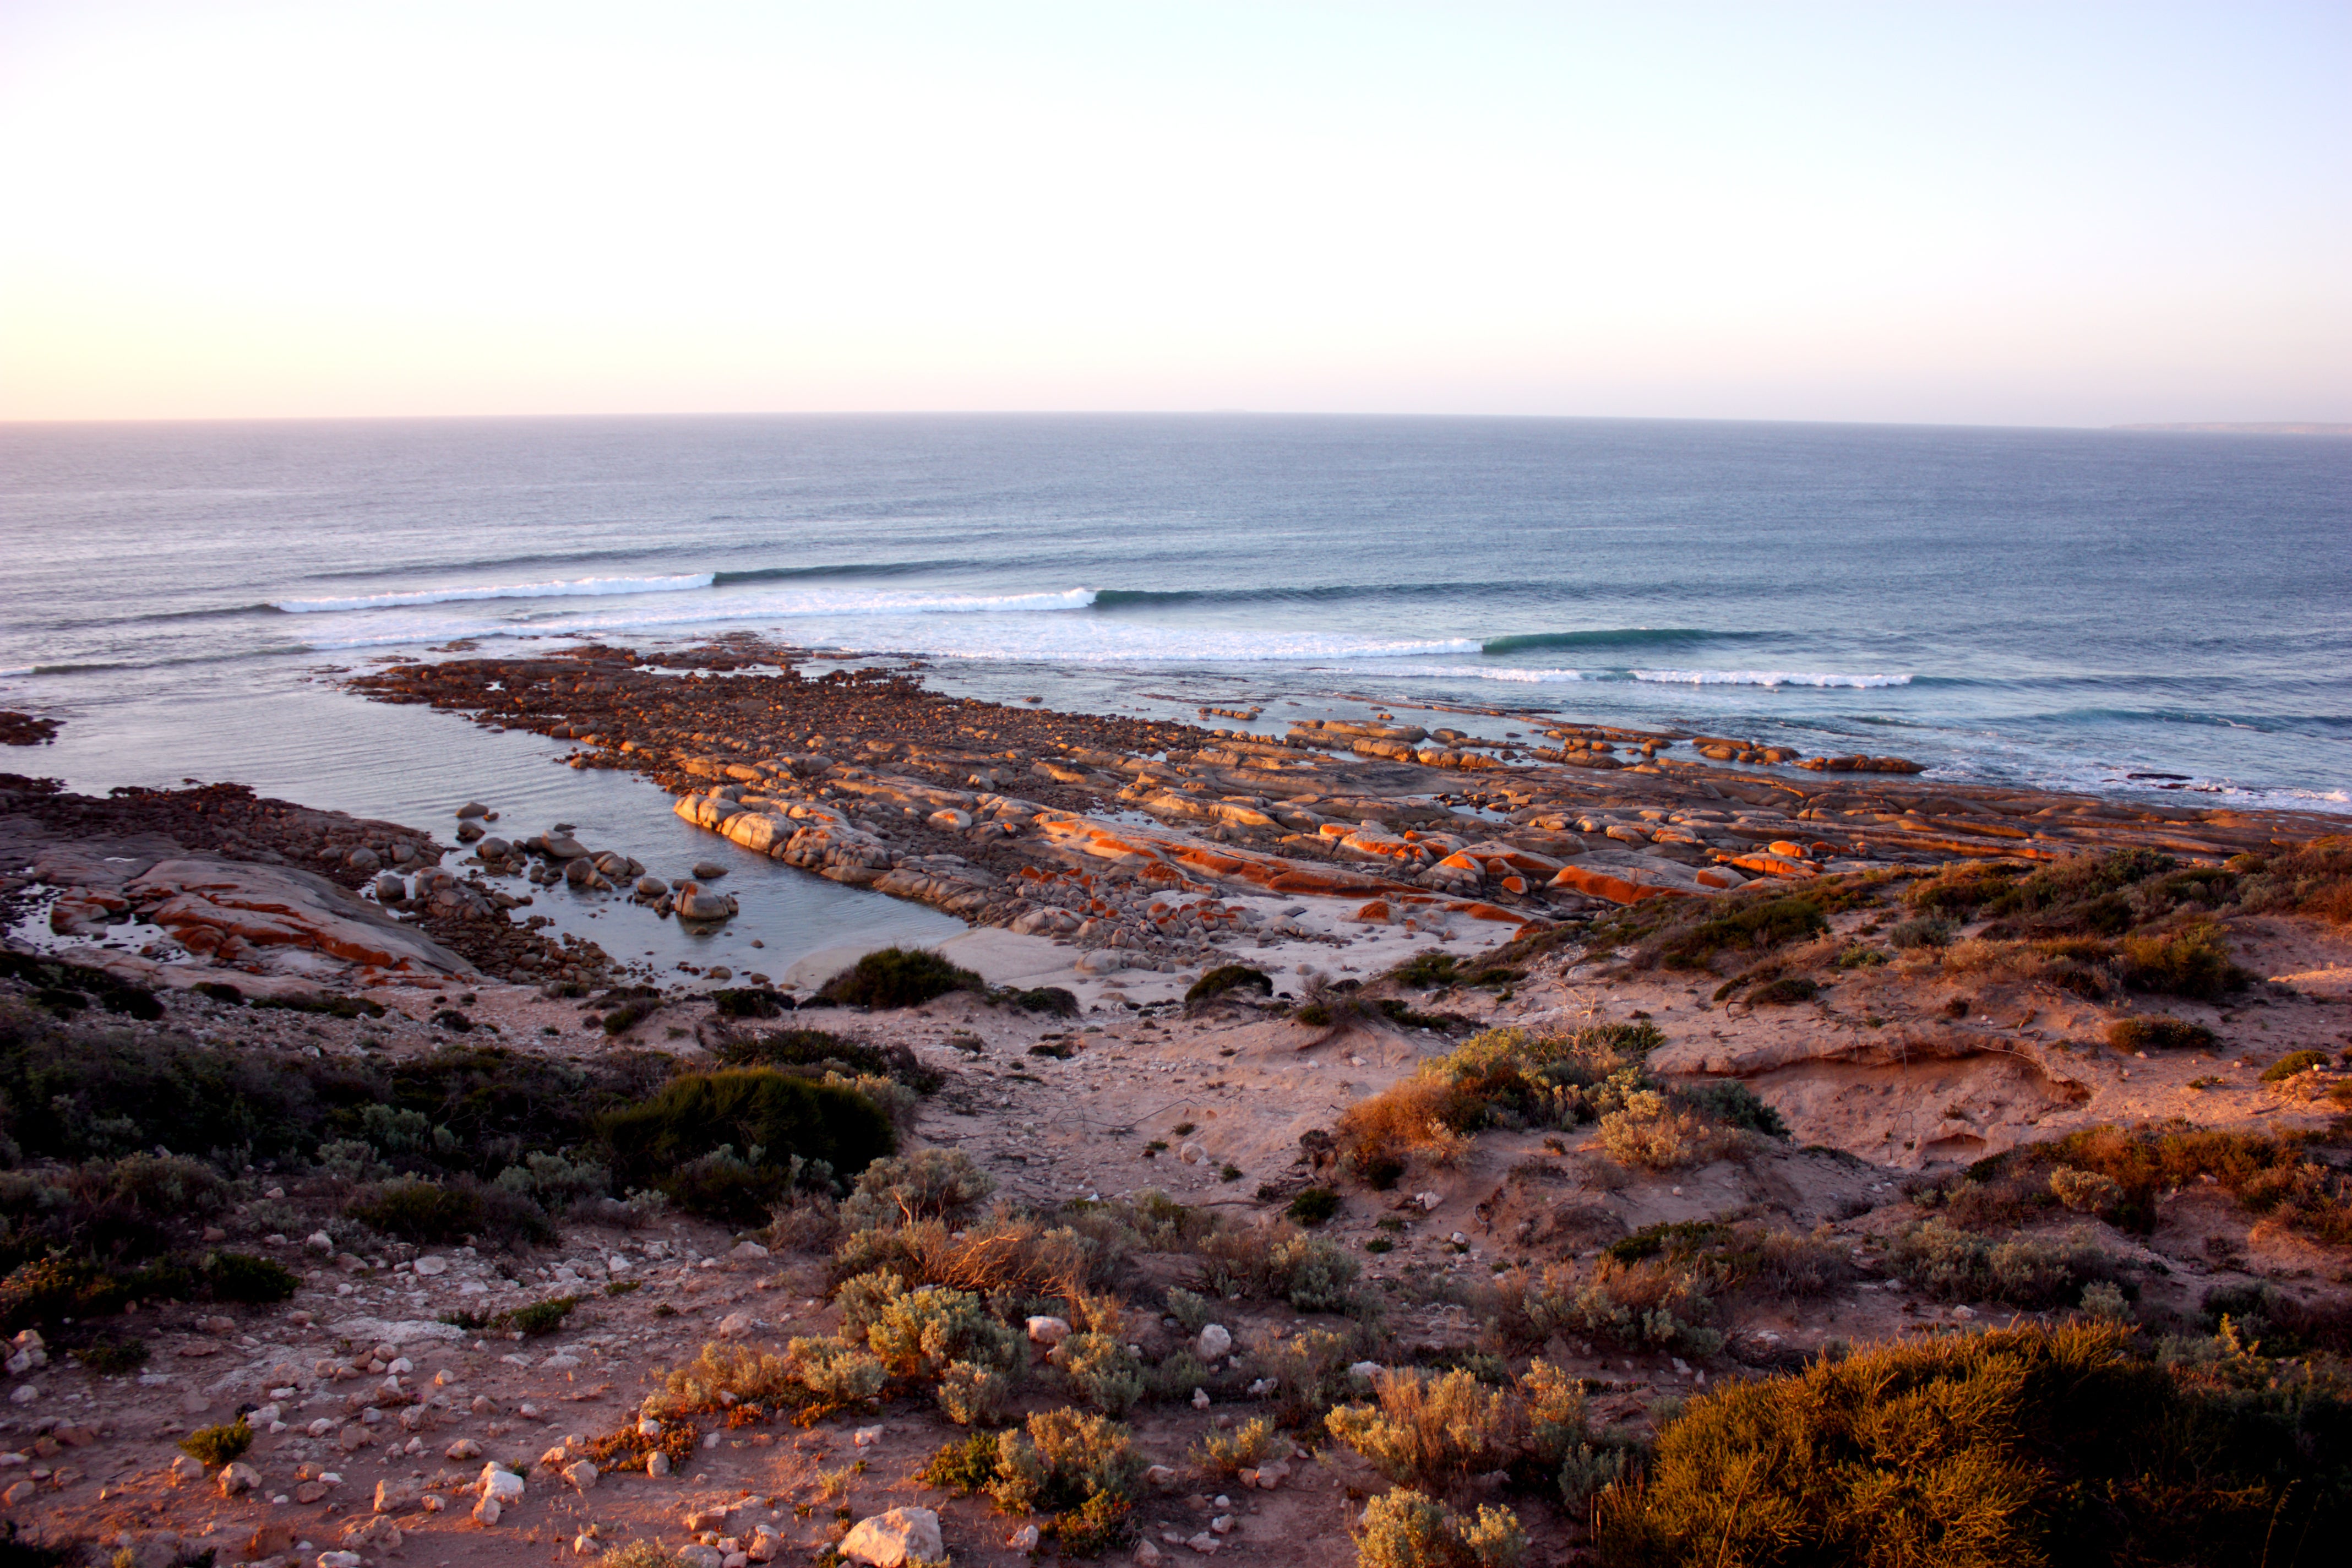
[1062,1331,1147,1414]
[1003,986,1082,1017]
[1653,895,1827,969]
[815,946,984,1009]
[1885,916,1953,950]
[1357,1489,1527,1568]
[2233,835,2352,924]
[1194,1223,1362,1313]
[2108,1015,2217,1053]
[1195,1416,1288,1477]
[1745,975,1819,1006]
[1186,965,1273,1006]
[1594,1092,1724,1171]
[2048,1167,2125,1217]
[492,1149,612,1213]
[177,1418,253,1469]
[202,1250,299,1304]
[711,1028,943,1092]
[709,987,793,1019]
[1886,1218,2123,1308]
[2260,1049,2328,1083]
[69,1334,149,1375]
[841,1148,995,1231]
[600,1069,894,1195]
[1905,862,2019,917]
[1288,1186,1342,1226]
[979,1408,1145,1552]
[1327,1368,1523,1490]
[1593,1322,2352,1566]
[346,1177,484,1244]
[2119,921,2249,1001]
[0,950,164,1022]
[831,1211,1120,1300]
[1674,1081,1788,1139]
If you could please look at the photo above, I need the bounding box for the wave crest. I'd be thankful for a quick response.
[274,574,716,613]
[1632,668,1914,689]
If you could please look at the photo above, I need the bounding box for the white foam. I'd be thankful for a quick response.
[274,573,716,612]
[1353,662,1586,683]
[1632,669,1914,689]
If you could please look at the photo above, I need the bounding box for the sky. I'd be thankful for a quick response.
[1,1,2346,425]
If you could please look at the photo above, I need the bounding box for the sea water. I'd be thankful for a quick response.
[2,415,2346,967]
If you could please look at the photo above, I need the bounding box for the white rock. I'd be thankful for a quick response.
[1348,1360,1383,1380]
[729,1241,770,1261]
[1414,1191,1444,1211]
[478,1465,525,1502]
[853,1425,884,1447]
[716,1313,754,1339]
[1026,1315,1072,1347]
[1191,1389,1210,1409]
[318,1554,364,1568]
[563,1461,599,1493]
[674,1548,724,1568]
[1178,1141,1206,1164]
[1211,1514,1234,1534]
[472,1495,502,1526]
[1008,1523,1042,1550]
[840,1506,943,1567]
[306,1231,335,1253]
[1144,1464,1178,1487]
[1187,1532,1222,1554]
[216,1461,260,1496]
[413,1256,449,1277]
[1196,1325,1233,1359]
[1135,1543,1165,1566]
[6,1386,33,1407]
[647,1451,672,1478]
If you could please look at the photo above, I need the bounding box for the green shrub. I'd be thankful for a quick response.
[1594,1322,2351,1566]
[2261,1050,2328,1083]
[505,1294,581,1336]
[1656,895,1827,969]
[69,1334,148,1374]
[919,1430,1002,1492]
[709,987,793,1019]
[1195,1415,1288,1477]
[0,950,164,1021]
[1886,916,1953,950]
[177,1419,253,1468]
[2119,922,2249,1001]
[1887,1219,2123,1308]
[991,1406,1144,1511]
[711,1028,943,1092]
[1195,1224,1362,1313]
[816,946,984,1009]
[346,1178,485,1244]
[1675,1081,1788,1138]
[1327,1368,1522,1490]
[1356,1488,1527,1568]
[1595,1092,1724,1171]
[841,1148,995,1231]
[1186,965,1273,1005]
[601,1069,894,1196]
[2108,1016,2218,1053]
[204,1251,299,1304]
[1287,1187,1342,1226]
[1004,986,1081,1018]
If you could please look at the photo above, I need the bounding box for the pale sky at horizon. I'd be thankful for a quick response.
[2,2,2346,426]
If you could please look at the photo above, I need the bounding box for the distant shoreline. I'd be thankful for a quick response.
[2112,421,2352,435]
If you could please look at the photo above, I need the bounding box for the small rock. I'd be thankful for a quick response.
[216,1461,260,1496]
[1211,1515,1234,1534]
[472,1494,502,1526]
[374,1478,421,1513]
[674,1548,724,1568]
[1196,1325,1233,1359]
[692,861,727,879]
[1144,1464,1178,1487]
[1178,1141,1206,1164]
[1415,1191,1444,1211]
[647,1451,672,1478]
[1191,1389,1210,1409]
[342,1515,401,1550]
[444,1438,482,1460]
[1186,1532,1222,1555]
[716,1313,754,1338]
[295,1480,332,1504]
[839,1506,943,1567]
[478,1465,525,1502]
[562,1461,598,1493]
[852,1425,884,1447]
[1348,1361,1382,1380]
[1008,1523,1041,1551]
[1135,1543,1165,1567]
[413,1256,449,1277]
[1026,1315,1072,1348]
[166,1455,204,1485]
[317,1554,364,1568]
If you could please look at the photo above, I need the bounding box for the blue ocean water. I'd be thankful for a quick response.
[2,414,2347,825]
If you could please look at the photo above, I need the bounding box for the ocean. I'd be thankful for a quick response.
[3,415,2346,971]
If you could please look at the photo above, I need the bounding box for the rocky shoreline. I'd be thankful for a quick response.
[339,636,2343,974]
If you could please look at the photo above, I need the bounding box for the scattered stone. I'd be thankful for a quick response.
[215,1461,260,1496]
[472,1494,502,1526]
[840,1506,943,1567]
[445,1438,481,1460]
[647,1451,672,1478]
[1026,1315,1072,1347]
[562,1461,599,1493]
[1196,1324,1233,1359]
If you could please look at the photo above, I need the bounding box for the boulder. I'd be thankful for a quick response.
[840,1507,944,1567]
[1196,1324,1233,1359]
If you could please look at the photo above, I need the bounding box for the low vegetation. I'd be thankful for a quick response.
[814,945,985,1009]
[1595,1322,2350,1565]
